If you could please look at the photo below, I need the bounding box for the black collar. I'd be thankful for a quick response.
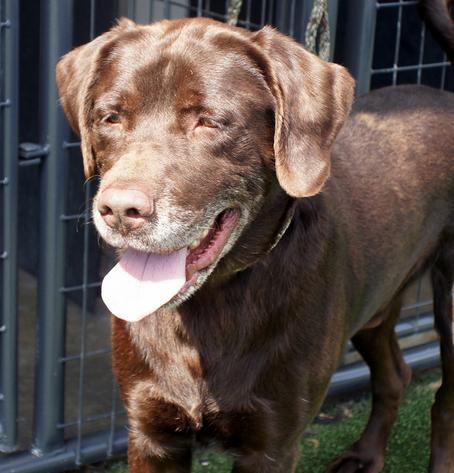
[267,198,296,254]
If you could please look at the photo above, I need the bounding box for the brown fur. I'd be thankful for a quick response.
[56,10,454,473]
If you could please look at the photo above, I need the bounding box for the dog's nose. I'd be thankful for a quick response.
[97,188,153,231]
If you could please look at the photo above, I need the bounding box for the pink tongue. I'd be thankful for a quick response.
[101,248,187,322]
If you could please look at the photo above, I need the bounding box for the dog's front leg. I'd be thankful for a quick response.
[127,435,192,473]
[112,319,195,472]
[125,396,195,473]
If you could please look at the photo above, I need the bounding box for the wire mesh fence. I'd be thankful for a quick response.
[0,0,452,471]
[372,0,452,90]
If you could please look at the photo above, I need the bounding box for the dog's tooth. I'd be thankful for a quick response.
[201,228,210,239]
[190,239,201,250]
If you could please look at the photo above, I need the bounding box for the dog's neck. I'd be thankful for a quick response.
[210,188,296,280]
[266,197,297,254]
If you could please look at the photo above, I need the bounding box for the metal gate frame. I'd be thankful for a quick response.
[0,0,19,455]
[32,0,74,456]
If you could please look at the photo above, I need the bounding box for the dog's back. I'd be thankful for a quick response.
[325,85,454,331]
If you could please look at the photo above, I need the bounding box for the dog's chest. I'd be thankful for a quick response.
[127,374,272,454]
[125,315,276,449]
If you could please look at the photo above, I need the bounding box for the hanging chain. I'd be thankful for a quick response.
[227,0,243,26]
[227,0,331,61]
[305,0,331,60]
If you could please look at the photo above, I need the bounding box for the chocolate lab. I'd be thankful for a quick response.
[56,1,454,471]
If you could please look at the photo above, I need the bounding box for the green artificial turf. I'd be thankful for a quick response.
[100,370,440,473]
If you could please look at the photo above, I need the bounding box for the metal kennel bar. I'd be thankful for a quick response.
[334,0,377,94]
[32,0,73,455]
[0,429,128,473]
[0,0,19,454]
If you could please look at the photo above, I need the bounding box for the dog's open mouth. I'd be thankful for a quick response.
[184,208,240,290]
[101,208,240,322]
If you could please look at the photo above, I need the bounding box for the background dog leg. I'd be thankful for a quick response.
[326,298,411,473]
[429,243,454,473]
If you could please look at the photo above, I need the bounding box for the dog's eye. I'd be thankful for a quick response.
[196,116,219,129]
[103,113,122,125]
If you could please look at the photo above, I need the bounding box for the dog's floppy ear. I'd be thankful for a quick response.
[56,18,136,178]
[252,27,355,197]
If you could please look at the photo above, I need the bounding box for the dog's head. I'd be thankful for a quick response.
[56,17,354,320]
